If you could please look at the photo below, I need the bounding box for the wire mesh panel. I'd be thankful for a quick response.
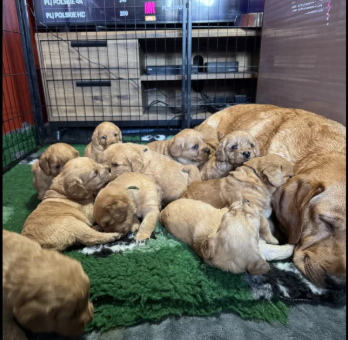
[2,0,39,171]
[16,0,264,145]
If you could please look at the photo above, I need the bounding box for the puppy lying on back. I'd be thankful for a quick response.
[160,199,294,275]
[94,172,161,241]
[194,124,220,151]
[147,128,210,166]
[183,154,294,244]
[102,143,201,205]
[84,122,122,163]
[199,131,259,181]
[3,230,93,340]
[32,143,79,200]
[22,158,120,251]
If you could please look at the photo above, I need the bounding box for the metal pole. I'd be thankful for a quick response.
[181,0,187,129]
[15,0,45,146]
[186,0,192,128]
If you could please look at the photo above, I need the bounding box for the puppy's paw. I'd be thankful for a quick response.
[135,232,151,241]
[108,233,122,242]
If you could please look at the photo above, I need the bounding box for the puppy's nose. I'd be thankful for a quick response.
[107,167,111,173]
[205,148,210,155]
[243,151,250,158]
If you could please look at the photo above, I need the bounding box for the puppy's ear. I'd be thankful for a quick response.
[128,147,144,172]
[118,128,123,142]
[262,164,284,187]
[64,178,90,200]
[246,255,270,275]
[200,238,215,260]
[39,155,51,175]
[273,177,324,244]
[91,129,100,148]
[168,137,184,158]
[215,139,227,162]
[14,300,55,332]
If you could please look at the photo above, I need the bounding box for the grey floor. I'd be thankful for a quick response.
[31,303,346,340]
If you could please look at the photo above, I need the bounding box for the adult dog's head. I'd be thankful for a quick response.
[168,129,210,166]
[101,143,145,180]
[273,155,346,288]
[91,122,122,151]
[13,250,93,337]
[39,143,79,177]
[94,182,138,235]
[215,131,260,167]
[50,157,111,200]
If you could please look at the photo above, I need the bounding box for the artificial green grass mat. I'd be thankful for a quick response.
[3,127,36,167]
[3,145,289,332]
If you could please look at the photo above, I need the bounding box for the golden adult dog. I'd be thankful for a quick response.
[101,143,202,205]
[198,104,346,287]
[147,128,210,166]
[84,122,122,163]
[160,199,294,275]
[94,172,161,241]
[3,230,93,340]
[32,143,79,200]
[199,130,259,180]
[22,158,121,251]
[183,154,294,244]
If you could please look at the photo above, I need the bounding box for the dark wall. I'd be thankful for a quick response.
[257,0,346,126]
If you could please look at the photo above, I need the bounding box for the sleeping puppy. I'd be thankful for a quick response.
[32,143,79,200]
[182,154,294,244]
[3,230,93,340]
[84,122,122,163]
[94,172,161,241]
[22,157,121,251]
[147,128,210,166]
[199,131,260,180]
[160,199,294,275]
[101,143,202,205]
[194,124,220,151]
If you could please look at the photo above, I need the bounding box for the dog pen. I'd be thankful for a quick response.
[2,0,263,172]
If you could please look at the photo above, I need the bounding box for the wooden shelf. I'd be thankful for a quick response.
[37,28,260,42]
[141,72,257,81]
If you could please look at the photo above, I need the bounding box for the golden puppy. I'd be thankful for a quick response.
[199,131,260,180]
[32,143,79,200]
[22,157,121,251]
[183,154,294,244]
[193,124,220,151]
[84,122,122,163]
[3,230,93,340]
[101,143,202,205]
[147,128,210,166]
[197,104,346,287]
[161,199,294,275]
[94,172,161,241]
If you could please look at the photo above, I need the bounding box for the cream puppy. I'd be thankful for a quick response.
[32,143,79,200]
[84,122,122,163]
[147,128,210,166]
[160,199,294,275]
[101,143,202,205]
[94,172,161,241]
[199,131,259,180]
